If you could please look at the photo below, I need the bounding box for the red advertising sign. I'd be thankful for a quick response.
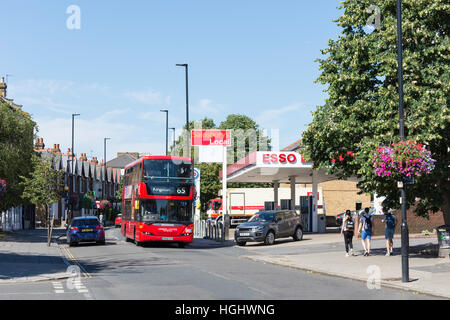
[191,130,232,146]
[260,152,306,164]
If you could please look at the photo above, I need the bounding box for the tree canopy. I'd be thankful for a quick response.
[171,114,272,208]
[302,0,449,223]
[0,101,36,212]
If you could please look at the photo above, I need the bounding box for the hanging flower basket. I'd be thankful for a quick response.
[372,141,435,179]
[96,200,111,211]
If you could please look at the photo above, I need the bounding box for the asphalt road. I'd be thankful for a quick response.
[39,227,435,300]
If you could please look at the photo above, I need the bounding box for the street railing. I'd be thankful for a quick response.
[194,219,228,242]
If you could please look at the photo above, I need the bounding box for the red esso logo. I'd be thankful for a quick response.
[262,153,297,164]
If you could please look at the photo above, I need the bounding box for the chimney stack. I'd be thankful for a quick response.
[0,77,6,98]
[35,138,45,150]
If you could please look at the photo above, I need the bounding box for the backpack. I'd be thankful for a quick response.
[363,215,372,231]
[386,215,395,229]
[345,218,354,231]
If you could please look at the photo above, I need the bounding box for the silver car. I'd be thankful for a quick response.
[234,210,304,246]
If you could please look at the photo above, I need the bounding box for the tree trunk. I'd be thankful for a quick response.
[47,205,53,247]
[443,192,450,226]
[46,205,50,244]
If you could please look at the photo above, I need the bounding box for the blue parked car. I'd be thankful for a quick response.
[67,217,105,246]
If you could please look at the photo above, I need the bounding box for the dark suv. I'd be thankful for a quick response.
[234,210,303,246]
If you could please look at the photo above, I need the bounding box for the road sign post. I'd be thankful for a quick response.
[194,168,201,220]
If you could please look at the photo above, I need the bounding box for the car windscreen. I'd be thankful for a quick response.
[248,212,276,223]
[72,219,99,227]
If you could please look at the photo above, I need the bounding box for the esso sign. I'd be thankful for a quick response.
[262,153,298,164]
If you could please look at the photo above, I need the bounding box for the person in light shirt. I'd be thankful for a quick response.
[357,208,374,256]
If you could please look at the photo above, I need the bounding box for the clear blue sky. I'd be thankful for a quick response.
[1,0,342,161]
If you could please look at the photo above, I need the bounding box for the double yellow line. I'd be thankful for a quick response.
[60,245,92,279]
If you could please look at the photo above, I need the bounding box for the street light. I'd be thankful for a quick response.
[169,127,176,155]
[102,138,111,227]
[103,137,111,201]
[160,110,169,156]
[176,63,190,157]
[70,113,80,223]
[395,0,409,283]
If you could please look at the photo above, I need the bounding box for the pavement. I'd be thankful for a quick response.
[239,232,450,299]
[0,229,71,284]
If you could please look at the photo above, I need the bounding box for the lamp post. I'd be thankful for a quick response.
[169,127,176,155]
[103,138,111,200]
[70,113,80,223]
[176,63,190,157]
[102,137,111,226]
[395,0,409,283]
[160,110,169,156]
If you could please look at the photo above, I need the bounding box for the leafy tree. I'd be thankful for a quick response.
[219,114,272,189]
[0,101,36,212]
[171,115,273,209]
[219,114,271,163]
[197,162,222,210]
[302,0,450,223]
[116,176,124,202]
[20,153,65,246]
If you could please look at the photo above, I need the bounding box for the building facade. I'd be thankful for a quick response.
[281,139,372,217]
[33,139,122,225]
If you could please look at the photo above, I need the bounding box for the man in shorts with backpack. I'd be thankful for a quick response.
[381,207,396,256]
[357,208,374,256]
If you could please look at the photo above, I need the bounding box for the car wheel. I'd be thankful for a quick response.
[97,240,106,245]
[264,231,275,245]
[293,227,303,241]
[236,241,246,246]
[178,242,186,248]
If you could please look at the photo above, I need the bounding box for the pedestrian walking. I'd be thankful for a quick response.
[340,210,355,257]
[357,207,374,256]
[381,207,396,256]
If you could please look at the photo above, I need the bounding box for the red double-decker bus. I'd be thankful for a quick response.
[121,156,195,247]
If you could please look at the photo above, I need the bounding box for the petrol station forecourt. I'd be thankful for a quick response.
[219,150,356,233]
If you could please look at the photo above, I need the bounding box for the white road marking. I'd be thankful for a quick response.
[52,281,65,294]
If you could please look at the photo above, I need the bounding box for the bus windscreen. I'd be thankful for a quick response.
[137,199,193,224]
[143,159,192,181]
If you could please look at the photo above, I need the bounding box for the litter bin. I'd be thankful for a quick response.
[436,225,450,258]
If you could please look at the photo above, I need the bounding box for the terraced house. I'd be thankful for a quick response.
[33,138,122,226]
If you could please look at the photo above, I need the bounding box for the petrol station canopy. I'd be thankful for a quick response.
[220,151,343,184]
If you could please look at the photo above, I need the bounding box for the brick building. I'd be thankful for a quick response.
[282,140,372,218]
